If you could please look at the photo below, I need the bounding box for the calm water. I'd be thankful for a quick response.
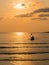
[0,32,49,65]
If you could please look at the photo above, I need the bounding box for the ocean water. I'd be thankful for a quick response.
[0,32,49,65]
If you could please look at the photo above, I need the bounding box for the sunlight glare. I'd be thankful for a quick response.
[13,3,26,9]
[16,32,23,35]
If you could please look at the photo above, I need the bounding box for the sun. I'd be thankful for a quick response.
[13,3,26,9]
[11,0,41,16]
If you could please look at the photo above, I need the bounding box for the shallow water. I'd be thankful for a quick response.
[0,32,49,65]
[0,32,49,43]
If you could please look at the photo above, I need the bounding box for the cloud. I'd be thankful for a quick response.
[14,8,49,18]
[39,14,49,17]
[14,8,49,21]
[31,17,48,20]
[33,8,49,14]
[14,13,31,17]
[23,8,49,16]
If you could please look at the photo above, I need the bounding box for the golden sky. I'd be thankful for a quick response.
[0,0,49,32]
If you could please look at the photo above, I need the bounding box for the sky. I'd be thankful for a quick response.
[0,0,49,32]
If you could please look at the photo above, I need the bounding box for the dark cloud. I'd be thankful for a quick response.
[15,13,48,21]
[14,8,49,18]
[14,8,49,21]
[23,8,49,16]
[39,14,49,17]
[33,8,49,14]
[32,17,48,20]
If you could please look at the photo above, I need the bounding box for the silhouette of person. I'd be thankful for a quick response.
[30,33,34,40]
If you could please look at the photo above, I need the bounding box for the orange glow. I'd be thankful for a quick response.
[16,32,23,35]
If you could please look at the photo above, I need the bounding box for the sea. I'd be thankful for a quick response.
[0,32,49,65]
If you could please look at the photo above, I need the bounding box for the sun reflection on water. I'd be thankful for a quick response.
[16,32,24,35]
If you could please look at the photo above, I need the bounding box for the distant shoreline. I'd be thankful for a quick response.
[43,32,49,33]
[0,32,49,33]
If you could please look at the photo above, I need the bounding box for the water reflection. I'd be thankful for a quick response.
[0,61,14,65]
[16,32,24,35]
[0,32,49,43]
[0,32,49,65]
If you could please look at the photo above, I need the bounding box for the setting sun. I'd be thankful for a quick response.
[13,3,26,9]
[0,0,49,32]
